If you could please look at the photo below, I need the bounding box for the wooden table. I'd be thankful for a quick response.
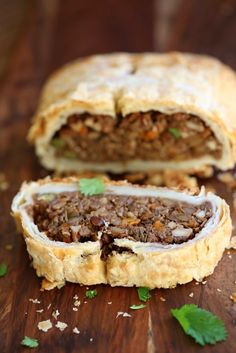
[0,1,236,352]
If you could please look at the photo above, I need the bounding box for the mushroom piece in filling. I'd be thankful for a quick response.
[50,111,222,162]
[30,192,212,258]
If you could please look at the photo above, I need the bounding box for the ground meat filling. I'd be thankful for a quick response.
[51,111,222,162]
[32,192,212,257]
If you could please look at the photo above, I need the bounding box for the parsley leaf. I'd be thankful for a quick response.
[21,336,39,348]
[137,287,151,302]
[168,127,181,139]
[0,263,7,277]
[85,289,97,299]
[130,304,146,310]
[171,304,227,346]
[79,178,105,196]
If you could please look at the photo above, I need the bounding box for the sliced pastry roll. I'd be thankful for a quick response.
[12,177,231,289]
[28,52,236,174]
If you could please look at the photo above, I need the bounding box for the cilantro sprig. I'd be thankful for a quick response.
[86,289,97,299]
[168,127,181,139]
[21,336,39,348]
[137,287,151,302]
[0,263,7,277]
[171,304,227,346]
[130,304,146,310]
[79,178,105,196]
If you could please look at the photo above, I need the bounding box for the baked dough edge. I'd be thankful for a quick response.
[12,177,232,289]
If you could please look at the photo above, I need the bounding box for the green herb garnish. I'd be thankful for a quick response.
[85,289,97,299]
[51,138,65,148]
[37,193,55,202]
[137,287,151,302]
[168,127,181,139]
[130,304,146,310]
[21,336,39,348]
[0,263,7,277]
[171,304,227,346]
[79,178,105,196]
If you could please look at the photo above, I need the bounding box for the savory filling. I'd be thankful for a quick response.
[31,192,212,257]
[51,111,222,162]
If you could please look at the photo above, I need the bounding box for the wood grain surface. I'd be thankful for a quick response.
[0,0,236,352]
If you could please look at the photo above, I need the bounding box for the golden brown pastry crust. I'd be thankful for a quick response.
[11,177,232,289]
[28,52,236,173]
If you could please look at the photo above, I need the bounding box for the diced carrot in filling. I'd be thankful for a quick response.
[50,111,222,162]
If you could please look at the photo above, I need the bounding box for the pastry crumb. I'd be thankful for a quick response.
[160,297,166,302]
[73,327,80,334]
[90,338,93,342]
[116,311,124,318]
[38,319,53,332]
[217,288,222,292]
[73,307,78,311]
[123,312,132,317]
[36,309,44,313]
[108,301,112,304]
[73,294,79,300]
[47,303,52,310]
[52,310,60,319]
[74,300,81,307]
[202,280,207,285]
[116,311,132,318]
[29,298,40,304]
[55,321,68,331]
[189,292,194,298]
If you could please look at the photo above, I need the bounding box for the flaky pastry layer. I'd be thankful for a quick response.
[28,52,236,173]
[11,177,232,289]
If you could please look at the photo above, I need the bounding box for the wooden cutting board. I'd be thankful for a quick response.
[0,1,235,352]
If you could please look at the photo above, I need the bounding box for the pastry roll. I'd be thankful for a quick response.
[28,52,236,174]
[11,177,232,289]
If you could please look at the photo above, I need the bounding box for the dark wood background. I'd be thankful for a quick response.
[0,0,236,352]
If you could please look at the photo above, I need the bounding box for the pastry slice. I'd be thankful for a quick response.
[11,177,232,289]
[28,52,236,174]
